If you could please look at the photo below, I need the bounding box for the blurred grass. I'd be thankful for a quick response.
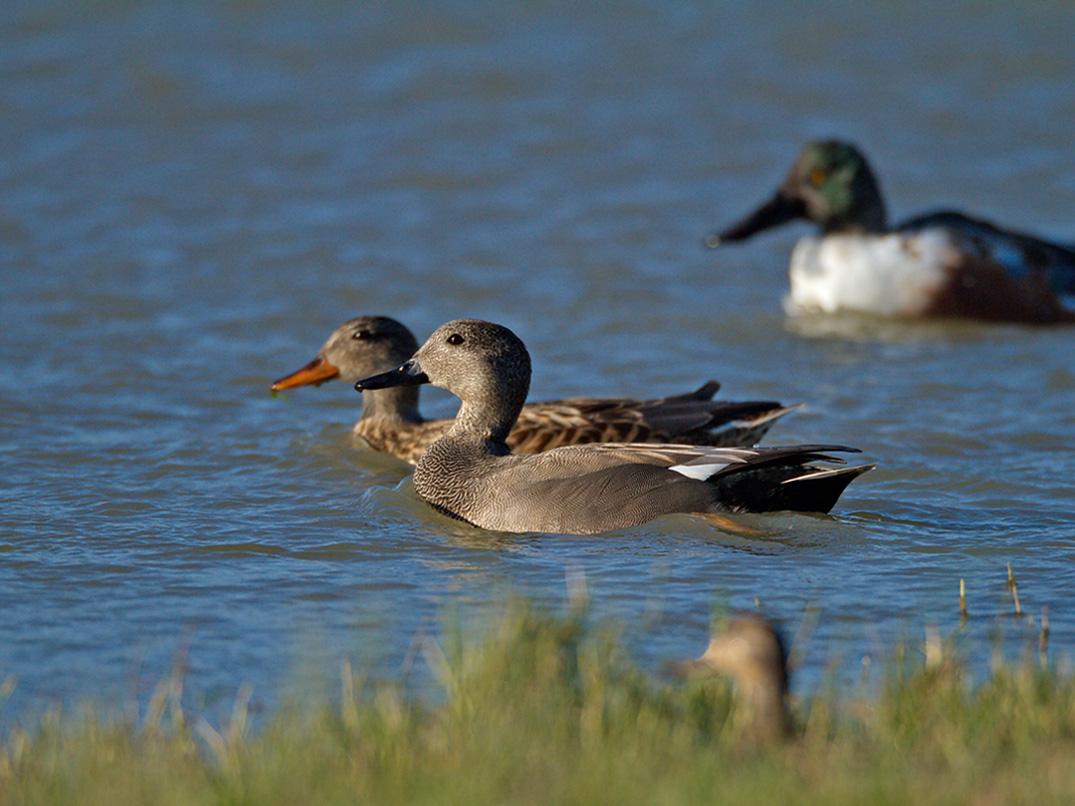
[1,604,1074,805]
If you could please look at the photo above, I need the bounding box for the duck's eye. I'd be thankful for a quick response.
[809,168,826,186]
[447,333,464,346]
[352,330,371,341]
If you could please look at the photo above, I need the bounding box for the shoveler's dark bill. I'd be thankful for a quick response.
[705,191,806,248]
[271,356,340,391]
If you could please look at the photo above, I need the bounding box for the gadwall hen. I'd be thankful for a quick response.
[678,614,791,745]
[272,315,799,465]
[354,319,873,534]
[706,139,1075,323]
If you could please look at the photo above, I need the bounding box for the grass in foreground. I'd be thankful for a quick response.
[2,606,1074,805]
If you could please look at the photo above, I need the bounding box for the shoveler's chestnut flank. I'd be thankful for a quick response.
[272,316,799,465]
[354,319,872,535]
[706,140,1075,324]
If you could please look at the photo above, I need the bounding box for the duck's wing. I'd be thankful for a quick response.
[509,381,798,452]
[566,441,853,470]
[898,210,1075,295]
[537,442,870,510]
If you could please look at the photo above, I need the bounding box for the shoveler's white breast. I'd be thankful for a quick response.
[786,230,958,317]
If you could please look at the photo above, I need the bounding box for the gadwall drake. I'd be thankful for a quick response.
[706,140,1075,324]
[272,316,799,465]
[354,319,873,535]
[678,614,791,745]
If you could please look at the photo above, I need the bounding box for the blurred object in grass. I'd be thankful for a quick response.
[1,603,1075,805]
[673,613,790,746]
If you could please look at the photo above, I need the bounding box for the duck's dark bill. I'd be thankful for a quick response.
[354,360,430,391]
[705,191,805,247]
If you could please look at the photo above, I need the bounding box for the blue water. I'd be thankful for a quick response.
[2,0,1074,723]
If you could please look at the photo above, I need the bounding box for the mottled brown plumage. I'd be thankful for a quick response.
[272,316,798,465]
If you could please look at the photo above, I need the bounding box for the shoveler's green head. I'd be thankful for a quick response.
[706,140,887,247]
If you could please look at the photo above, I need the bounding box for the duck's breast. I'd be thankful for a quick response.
[786,230,955,317]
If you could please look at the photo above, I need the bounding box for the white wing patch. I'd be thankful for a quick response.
[669,454,747,480]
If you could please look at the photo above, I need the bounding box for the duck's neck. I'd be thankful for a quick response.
[826,168,887,234]
[829,200,886,235]
[741,672,791,744]
[360,386,423,425]
[450,379,527,448]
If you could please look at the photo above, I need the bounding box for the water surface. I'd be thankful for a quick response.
[2,0,1074,722]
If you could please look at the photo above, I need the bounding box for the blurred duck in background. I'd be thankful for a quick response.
[706,139,1075,324]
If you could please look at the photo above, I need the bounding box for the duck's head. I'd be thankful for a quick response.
[695,613,788,695]
[356,319,532,438]
[271,315,418,391]
[706,140,887,246]
[674,613,791,744]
